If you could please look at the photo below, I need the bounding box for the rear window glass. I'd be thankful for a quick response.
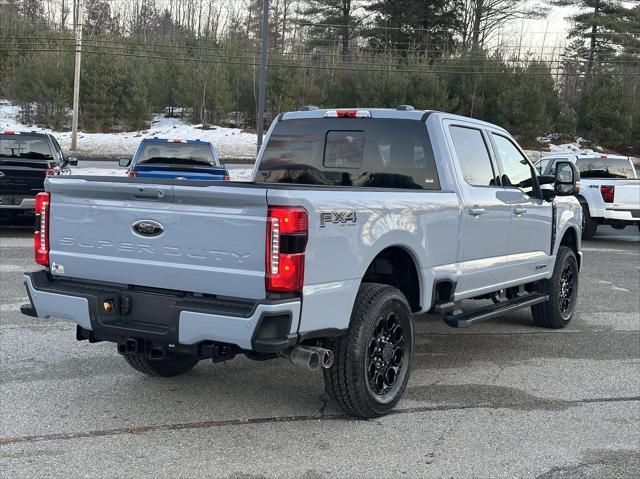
[137,142,215,167]
[576,157,636,179]
[324,131,364,168]
[257,118,440,190]
[0,135,53,160]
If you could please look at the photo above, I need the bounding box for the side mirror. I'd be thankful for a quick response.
[554,161,580,196]
[66,156,78,166]
[118,158,131,167]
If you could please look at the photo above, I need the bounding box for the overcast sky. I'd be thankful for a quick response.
[498,1,637,55]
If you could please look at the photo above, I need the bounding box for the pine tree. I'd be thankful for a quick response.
[300,1,365,57]
[550,1,639,73]
[366,0,463,57]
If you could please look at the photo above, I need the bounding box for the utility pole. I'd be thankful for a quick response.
[70,0,83,151]
[256,0,269,154]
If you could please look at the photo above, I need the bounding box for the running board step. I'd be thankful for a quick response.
[444,293,549,328]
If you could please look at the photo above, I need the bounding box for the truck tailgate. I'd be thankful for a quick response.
[613,180,640,208]
[133,164,228,180]
[0,158,51,195]
[46,178,267,299]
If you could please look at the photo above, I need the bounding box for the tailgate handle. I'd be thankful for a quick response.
[133,190,166,200]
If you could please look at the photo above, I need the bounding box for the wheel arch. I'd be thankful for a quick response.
[558,226,581,269]
[361,245,422,313]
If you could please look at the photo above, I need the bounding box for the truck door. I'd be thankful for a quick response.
[446,123,511,298]
[489,133,553,284]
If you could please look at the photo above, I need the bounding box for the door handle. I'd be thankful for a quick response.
[513,207,527,215]
[468,207,486,216]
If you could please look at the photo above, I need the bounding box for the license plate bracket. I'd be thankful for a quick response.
[95,290,181,343]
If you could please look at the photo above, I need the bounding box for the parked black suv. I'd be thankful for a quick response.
[0,131,77,221]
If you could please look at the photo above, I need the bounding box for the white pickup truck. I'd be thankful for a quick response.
[21,107,583,418]
[536,154,639,239]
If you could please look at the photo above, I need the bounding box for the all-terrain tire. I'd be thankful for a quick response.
[323,283,414,418]
[581,203,598,240]
[123,353,200,377]
[531,246,579,329]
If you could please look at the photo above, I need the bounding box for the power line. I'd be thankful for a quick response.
[293,22,640,36]
[4,37,640,66]
[2,46,638,76]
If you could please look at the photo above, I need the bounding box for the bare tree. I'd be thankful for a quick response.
[461,0,549,52]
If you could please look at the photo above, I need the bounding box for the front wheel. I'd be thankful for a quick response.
[123,353,200,377]
[531,246,579,329]
[323,283,414,418]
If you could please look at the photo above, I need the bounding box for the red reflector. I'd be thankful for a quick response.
[34,192,50,266]
[600,185,615,203]
[266,206,308,293]
[128,170,137,177]
[45,167,56,176]
[223,175,230,181]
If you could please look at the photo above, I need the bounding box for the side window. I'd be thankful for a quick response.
[50,137,63,162]
[449,126,496,187]
[535,159,549,175]
[491,134,535,193]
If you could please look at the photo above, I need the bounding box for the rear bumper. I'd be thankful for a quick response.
[603,208,640,222]
[22,271,300,352]
[0,197,35,210]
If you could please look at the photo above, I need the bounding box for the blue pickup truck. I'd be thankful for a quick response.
[120,138,229,180]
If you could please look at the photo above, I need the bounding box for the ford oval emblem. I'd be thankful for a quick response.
[132,220,164,237]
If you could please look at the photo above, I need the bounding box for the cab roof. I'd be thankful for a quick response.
[141,137,212,145]
[1,131,49,137]
[541,153,629,161]
[279,107,508,133]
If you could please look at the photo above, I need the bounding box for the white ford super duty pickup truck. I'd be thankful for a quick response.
[21,107,583,418]
[536,153,639,239]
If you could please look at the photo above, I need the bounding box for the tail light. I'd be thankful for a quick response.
[128,170,137,177]
[34,192,50,266]
[223,174,230,181]
[45,167,56,176]
[266,206,308,293]
[600,185,615,203]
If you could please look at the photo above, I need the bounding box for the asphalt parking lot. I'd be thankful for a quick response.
[0,221,638,479]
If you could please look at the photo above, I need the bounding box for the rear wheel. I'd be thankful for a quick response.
[580,203,597,240]
[323,283,414,418]
[531,246,579,329]
[123,353,199,377]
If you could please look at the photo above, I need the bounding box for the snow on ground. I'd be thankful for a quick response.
[68,166,255,181]
[0,100,256,159]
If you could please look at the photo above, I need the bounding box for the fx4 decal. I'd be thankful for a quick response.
[320,210,357,228]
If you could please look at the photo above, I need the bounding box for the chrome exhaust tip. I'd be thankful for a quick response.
[284,346,321,371]
[304,346,334,369]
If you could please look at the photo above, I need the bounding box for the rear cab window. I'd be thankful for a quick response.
[136,142,217,167]
[575,157,636,179]
[0,134,54,160]
[257,118,440,190]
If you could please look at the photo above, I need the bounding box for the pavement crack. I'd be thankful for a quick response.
[1,396,638,447]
